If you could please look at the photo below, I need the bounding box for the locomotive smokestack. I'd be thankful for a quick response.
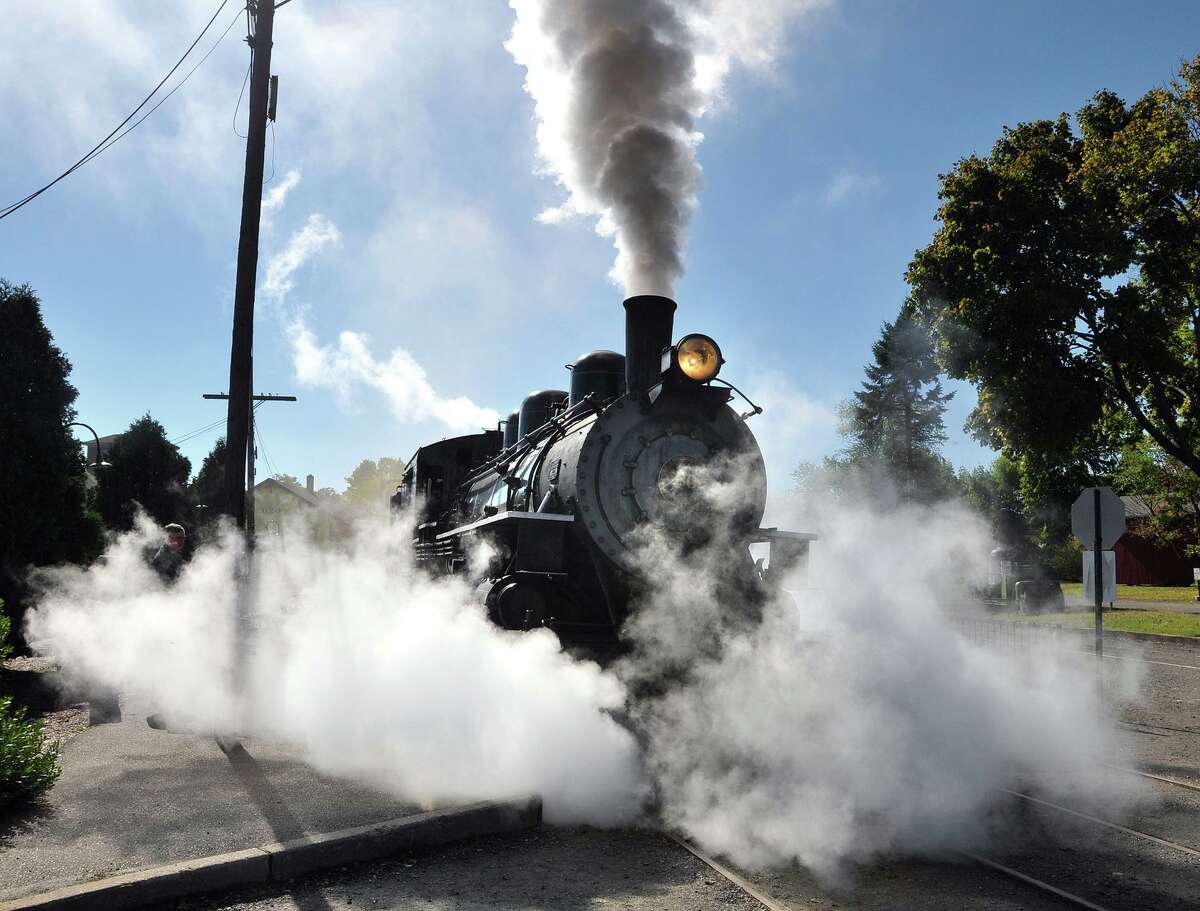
[623,295,676,395]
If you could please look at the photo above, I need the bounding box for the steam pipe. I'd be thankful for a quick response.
[623,295,676,395]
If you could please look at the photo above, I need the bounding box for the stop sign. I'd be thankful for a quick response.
[1071,486,1126,550]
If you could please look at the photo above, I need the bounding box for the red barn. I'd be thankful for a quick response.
[1114,497,1195,586]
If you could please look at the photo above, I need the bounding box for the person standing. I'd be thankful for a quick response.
[150,523,187,583]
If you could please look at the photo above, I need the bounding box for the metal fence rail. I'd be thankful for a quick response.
[950,614,1084,655]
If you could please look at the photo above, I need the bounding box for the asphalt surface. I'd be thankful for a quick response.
[157,827,764,911]
[0,694,423,903]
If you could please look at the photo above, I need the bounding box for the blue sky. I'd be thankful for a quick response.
[2,1,1197,498]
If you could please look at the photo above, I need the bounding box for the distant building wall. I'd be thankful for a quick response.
[1114,533,1193,586]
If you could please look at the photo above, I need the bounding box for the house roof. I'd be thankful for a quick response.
[254,477,319,507]
[1120,495,1153,519]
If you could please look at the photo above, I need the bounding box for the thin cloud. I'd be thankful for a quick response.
[823,170,880,207]
[262,169,302,220]
[263,213,341,305]
[288,320,500,432]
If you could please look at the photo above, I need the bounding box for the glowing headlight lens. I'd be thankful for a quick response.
[675,334,722,382]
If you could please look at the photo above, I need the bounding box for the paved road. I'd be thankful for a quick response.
[0,694,422,903]
[156,825,1070,911]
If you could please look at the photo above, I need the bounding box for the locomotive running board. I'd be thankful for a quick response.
[436,510,574,539]
[438,511,575,574]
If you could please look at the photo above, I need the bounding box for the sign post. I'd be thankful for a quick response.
[1071,486,1125,704]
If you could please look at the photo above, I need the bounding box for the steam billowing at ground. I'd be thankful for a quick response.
[506,0,827,294]
[26,513,645,825]
[27,481,1143,882]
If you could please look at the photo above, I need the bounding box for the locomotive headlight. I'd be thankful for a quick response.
[675,334,722,382]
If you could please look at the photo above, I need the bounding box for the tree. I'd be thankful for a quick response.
[343,458,406,512]
[907,55,1200,479]
[794,310,957,504]
[1114,438,1200,561]
[95,415,192,530]
[190,436,229,517]
[844,309,957,501]
[0,282,104,637]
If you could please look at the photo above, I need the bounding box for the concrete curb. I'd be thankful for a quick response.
[0,795,541,911]
[1042,623,1199,647]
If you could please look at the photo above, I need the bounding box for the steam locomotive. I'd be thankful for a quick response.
[400,295,813,647]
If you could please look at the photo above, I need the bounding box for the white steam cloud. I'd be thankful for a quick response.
[614,457,1143,880]
[260,180,499,434]
[506,0,827,294]
[27,464,1142,880]
[27,513,644,824]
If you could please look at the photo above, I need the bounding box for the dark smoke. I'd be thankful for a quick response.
[509,0,703,295]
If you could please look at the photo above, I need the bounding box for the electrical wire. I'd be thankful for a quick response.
[264,120,276,182]
[171,417,228,446]
[85,6,243,164]
[254,416,279,480]
[232,59,252,139]
[0,0,234,221]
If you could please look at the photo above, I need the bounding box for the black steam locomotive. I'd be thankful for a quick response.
[400,295,813,647]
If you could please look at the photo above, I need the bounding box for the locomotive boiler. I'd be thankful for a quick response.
[401,295,814,647]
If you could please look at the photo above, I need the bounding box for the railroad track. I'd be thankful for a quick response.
[667,777,1200,911]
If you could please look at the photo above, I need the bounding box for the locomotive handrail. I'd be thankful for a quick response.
[711,378,764,421]
[458,395,599,489]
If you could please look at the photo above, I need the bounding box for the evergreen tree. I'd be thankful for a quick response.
[95,414,192,530]
[0,282,104,641]
[190,436,229,516]
[845,309,956,501]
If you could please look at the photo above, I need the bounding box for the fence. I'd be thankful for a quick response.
[949,613,1087,655]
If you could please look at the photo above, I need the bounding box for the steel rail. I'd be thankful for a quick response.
[1103,762,1200,794]
[664,833,793,911]
[961,852,1114,911]
[999,788,1200,857]
[668,831,1116,911]
[1116,719,1200,737]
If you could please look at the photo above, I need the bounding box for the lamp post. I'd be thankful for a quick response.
[68,422,112,486]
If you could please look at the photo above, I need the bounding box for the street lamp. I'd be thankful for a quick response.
[68,422,112,485]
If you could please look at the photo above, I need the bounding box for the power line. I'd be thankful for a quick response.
[172,417,228,446]
[0,0,234,221]
[232,60,252,139]
[88,7,244,164]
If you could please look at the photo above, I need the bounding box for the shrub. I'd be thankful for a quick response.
[0,697,61,808]
[0,599,61,807]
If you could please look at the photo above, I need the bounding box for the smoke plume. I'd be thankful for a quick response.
[506,0,825,295]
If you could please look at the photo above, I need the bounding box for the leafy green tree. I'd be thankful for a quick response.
[343,458,406,512]
[907,55,1200,478]
[95,415,192,530]
[0,282,104,638]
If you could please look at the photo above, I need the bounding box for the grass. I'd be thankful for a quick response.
[1059,582,1199,603]
[996,608,1200,637]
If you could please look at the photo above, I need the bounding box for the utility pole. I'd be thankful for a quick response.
[223,0,276,531]
[203,393,295,535]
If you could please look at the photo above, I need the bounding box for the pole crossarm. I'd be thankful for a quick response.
[203,393,297,401]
